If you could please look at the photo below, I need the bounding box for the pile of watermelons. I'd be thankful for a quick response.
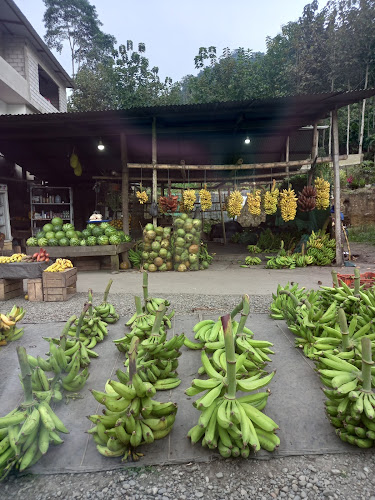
[26,218,131,247]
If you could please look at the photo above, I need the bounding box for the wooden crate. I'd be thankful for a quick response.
[73,257,101,271]
[0,279,23,301]
[27,278,43,302]
[43,268,77,302]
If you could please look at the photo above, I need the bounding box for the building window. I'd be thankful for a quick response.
[38,65,59,110]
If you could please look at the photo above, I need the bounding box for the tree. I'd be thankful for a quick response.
[43,0,116,77]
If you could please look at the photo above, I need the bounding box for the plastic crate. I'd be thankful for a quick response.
[336,272,375,290]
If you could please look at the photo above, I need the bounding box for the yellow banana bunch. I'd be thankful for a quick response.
[136,190,148,205]
[226,190,243,218]
[182,189,196,212]
[263,180,279,215]
[315,177,330,210]
[199,185,212,211]
[45,259,73,272]
[246,190,261,215]
[0,254,27,263]
[279,187,298,222]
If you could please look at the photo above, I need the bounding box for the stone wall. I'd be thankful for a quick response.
[341,187,375,227]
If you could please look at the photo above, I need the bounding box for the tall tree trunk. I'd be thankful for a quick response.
[346,81,350,156]
[328,78,334,155]
[358,64,369,157]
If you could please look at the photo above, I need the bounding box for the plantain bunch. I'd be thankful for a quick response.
[297,186,317,212]
[246,190,261,216]
[279,187,298,222]
[263,181,279,215]
[199,185,212,211]
[226,190,243,218]
[315,177,330,210]
[136,190,149,205]
[182,189,196,212]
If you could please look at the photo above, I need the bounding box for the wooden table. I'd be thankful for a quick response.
[26,243,133,272]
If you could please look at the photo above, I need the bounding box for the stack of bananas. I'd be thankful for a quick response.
[182,189,196,212]
[94,279,119,324]
[68,291,108,344]
[0,253,27,263]
[187,314,279,457]
[269,282,307,320]
[44,259,73,272]
[128,248,142,269]
[0,305,25,345]
[297,186,317,212]
[199,185,212,211]
[247,245,262,254]
[0,347,69,481]
[263,180,279,215]
[87,337,178,462]
[24,363,63,403]
[279,187,298,222]
[226,190,243,218]
[315,177,330,210]
[306,230,336,266]
[136,190,149,204]
[246,190,261,216]
[240,256,262,267]
[294,254,314,267]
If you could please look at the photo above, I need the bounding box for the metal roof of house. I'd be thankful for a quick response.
[0,0,73,88]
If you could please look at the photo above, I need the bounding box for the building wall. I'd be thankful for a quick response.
[1,35,26,78]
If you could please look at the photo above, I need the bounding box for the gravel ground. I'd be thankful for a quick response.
[2,453,375,499]
[3,293,273,323]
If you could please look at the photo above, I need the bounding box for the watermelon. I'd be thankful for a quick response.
[76,231,82,238]
[100,222,110,230]
[97,235,109,245]
[80,239,86,246]
[109,234,121,245]
[66,230,77,239]
[55,231,65,240]
[124,234,132,242]
[51,217,63,227]
[47,238,58,246]
[104,226,117,237]
[86,224,93,231]
[53,225,62,233]
[82,229,91,238]
[86,236,97,246]
[70,238,80,246]
[37,237,48,247]
[43,223,54,233]
[26,237,38,246]
[92,226,103,237]
[35,231,45,240]
[59,237,69,246]
[45,231,55,240]
[62,223,74,232]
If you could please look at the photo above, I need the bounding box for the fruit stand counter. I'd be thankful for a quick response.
[26,243,133,272]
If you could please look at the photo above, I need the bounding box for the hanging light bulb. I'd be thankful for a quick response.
[97,139,105,151]
[244,136,251,145]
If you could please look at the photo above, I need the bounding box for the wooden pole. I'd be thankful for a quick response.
[218,189,227,245]
[308,123,319,185]
[285,136,290,185]
[152,117,157,227]
[120,133,129,235]
[332,109,343,266]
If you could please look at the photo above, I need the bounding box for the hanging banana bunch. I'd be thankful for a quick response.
[297,185,317,212]
[199,184,212,211]
[136,185,148,205]
[263,180,279,215]
[279,186,298,222]
[315,177,330,210]
[182,189,196,212]
[246,189,261,215]
[226,190,243,218]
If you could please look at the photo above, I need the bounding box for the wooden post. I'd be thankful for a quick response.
[308,123,319,185]
[332,109,343,266]
[218,189,227,245]
[152,117,157,227]
[285,136,290,185]
[120,133,129,235]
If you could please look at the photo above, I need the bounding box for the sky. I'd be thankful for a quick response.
[15,0,329,82]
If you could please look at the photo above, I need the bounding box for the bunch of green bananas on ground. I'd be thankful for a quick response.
[93,280,119,324]
[0,347,69,481]
[305,230,335,266]
[247,245,262,254]
[128,247,142,269]
[240,256,262,267]
[200,242,214,269]
[67,292,108,344]
[270,283,308,320]
[87,338,178,462]
[23,366,63,403]
[319,270,363,319]
[187,315,279,457]
[293,254,314,267]
[318,338,375,448]
[266,255,296,269]
[0,306,26,345]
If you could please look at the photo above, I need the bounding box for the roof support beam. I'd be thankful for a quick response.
[332,109,343,266]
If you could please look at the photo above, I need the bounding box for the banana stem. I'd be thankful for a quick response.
[103,279,113,303]
[60,315,77,347]
[279,289,311,309]
[143,272,148,306]
[354,268,360,295]
[75,303,89,339]
[150,304,166,336]
[88,289,93,316]
[135,296,143,316]
[236,294,250,335]
[361,337,373,392]
[332,269,338,287]
[221,314,236,399]
[17,346,33,404]
[230,298,243,319]
[128,336,140,383]
[338,308,349,350]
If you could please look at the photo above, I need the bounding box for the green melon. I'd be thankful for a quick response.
[43,223,54,233]
[66,230,77,240]
[47,238,58,246]
[124,234,132,242]
[100,222,110,230]
[86,224,93,231]
[59,237,69,246]
[26,237,38,246]
[45,231,55,240]
[75,231,82,238]
[80,239,86,246]
[62,223,74,232]
[37,237,48,247]
[35,231,45,240]
[86,236,96,246]
[104,227,117,237]
[70,238,80,246]
[55,231,65,240]
[92,226,103,237]
[51,217,63,227]
[109,234,121,245]
[97,235,109,245]
[82,229,91,238]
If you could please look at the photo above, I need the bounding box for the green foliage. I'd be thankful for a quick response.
[348,225,375,244]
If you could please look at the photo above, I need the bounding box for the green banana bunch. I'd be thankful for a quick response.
[246,245,262,254]
[266,255,296,269]
[94,279,119,324]
[293,254,314,267]
[0,305,26,344]
[240,256,262,267]
[270,283,308,320]
[87,338,178,462]
[128,248,142,269]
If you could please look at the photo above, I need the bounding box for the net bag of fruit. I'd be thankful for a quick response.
[142,223,172,272]
[172,214,202,271]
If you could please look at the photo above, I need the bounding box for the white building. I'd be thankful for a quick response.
[0,0,73,115]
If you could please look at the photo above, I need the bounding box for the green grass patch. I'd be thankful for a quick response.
[347,225,375,244]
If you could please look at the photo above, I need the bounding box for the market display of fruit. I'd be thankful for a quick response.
[158,194,179,213]
[199,185,212,211]
[246,190,261,216]
[315,177,330,210]
[306,230,336,266]
[136,189,149,204]
[27,221,131,247]
[173,215,202,272]
[279,186,298,222]
[44,258,73,272]
[226,190,243,218]
[142,223,172,272]
[0,306,25,346]
[0,254,27,263]
[297,185,317,212]
[263,180,279,215]
[182,189,196,212]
